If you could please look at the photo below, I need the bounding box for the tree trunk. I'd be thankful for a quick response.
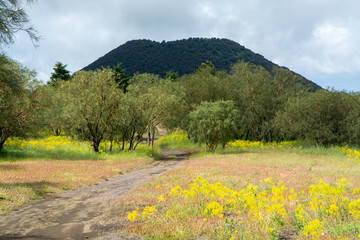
[0,140,5,152]
[147,129,151,146]
[92,139,101,153]
[151,127,155,148]
[55,128,61,136]
[128,127,136,150]
[122,134,126,151]
[109,139,113,152]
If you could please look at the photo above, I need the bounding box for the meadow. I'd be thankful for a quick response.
[0,135,154,214]
[120,132,360,240]
[1,132,360,239]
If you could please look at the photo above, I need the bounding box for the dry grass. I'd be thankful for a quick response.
[119,150,360,239]
[0,158,151,214]
[122,151,359,202]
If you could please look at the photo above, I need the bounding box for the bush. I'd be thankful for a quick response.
[188,100,238,152]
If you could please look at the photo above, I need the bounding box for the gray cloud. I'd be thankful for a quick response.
[6,0,360,90]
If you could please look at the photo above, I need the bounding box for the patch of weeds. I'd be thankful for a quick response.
[167,154,177,159]
[228,180,238,188]
[145,182,152,188]
[210,169,223,175]
[147,149,162,160]
[119,202,133,206]
[142,236,157,240]
[64,173,75,181]
[307,163,315,171]
[0,194,12,201]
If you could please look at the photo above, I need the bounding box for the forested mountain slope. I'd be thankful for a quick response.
[82,38,321,91]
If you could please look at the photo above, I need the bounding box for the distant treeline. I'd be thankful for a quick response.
[82,38,321,92]
[1,55,359,152]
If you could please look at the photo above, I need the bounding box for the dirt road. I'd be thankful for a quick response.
[0,150,191,240]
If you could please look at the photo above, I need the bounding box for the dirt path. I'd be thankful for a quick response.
[0,149,192,240]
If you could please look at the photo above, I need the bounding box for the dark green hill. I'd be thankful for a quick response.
[82,38,321,91]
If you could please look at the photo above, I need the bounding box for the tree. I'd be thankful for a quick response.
[0,0,39,48]
[118,73,181,150]
[60,68,122,152]
[188,100,238,152]
[48,61,71,86]
[113,63,130,93]
[0,55,39,151]
[229,62,307,142]
[38,85,67,135]
[275,90,359,146]
[176,63,232,132]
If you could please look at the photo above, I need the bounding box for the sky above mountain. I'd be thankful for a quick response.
[6,0,360,91]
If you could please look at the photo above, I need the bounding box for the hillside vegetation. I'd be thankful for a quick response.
[82,38,321,91]
[1,54,360,154]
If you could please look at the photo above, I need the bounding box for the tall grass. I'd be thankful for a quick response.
[1,135,159,162]
[156,131,199,150]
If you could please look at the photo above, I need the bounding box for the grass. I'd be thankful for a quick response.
[0,158,152,214]
[0,135,155,214]
[3,133,360,239]
[119,146,360,239]
[156,131,199,150]
[2,135,160,161]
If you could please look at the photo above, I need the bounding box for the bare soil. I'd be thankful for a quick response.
[0,149,192,240]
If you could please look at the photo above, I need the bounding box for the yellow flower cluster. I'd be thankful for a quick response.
[127,210,139,222]
[127,206,157,222]
[338,146,360,163]
[303,219,324,239]
[227,140,297,151]
[6,136,92,152]
[204,201,224,217]
[156,131,191,148]
[128,176,360,239]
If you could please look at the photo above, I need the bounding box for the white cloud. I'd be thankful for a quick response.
[5,0,360,90]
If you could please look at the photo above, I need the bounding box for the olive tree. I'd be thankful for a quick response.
[188,100,238,152]
[275,90,359,146]
[116,73,181,150]
[0,55,39,151]
[60,68,122,152]
[229,61,307,141]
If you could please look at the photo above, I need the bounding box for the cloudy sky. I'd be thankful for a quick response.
[6,0,360,91]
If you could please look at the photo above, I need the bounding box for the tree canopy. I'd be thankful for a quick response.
[0,0,39,49]
[48,61,71,86]
[0,55,39,151]
[188,100,238,152]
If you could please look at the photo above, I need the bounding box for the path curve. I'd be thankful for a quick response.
[0,149,192,240]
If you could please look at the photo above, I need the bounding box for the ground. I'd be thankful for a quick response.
[0,149,190,240]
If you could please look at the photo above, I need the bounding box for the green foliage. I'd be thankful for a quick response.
[170,63,232,132]
[0,55,39,151]
[37,85,67,135]
[188,100,238,152]
[0,0,39,48]
[59,68,122,152]
[119,73,182,150]
[229,62,306,142]
[276,90,360,146]
[48,62,71,86]
[82,38,320,92]
[113,63,130,93]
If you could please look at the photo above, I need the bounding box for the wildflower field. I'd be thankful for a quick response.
[121,135,360,240]
[1,132,360,239]
[0,135,153,214]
